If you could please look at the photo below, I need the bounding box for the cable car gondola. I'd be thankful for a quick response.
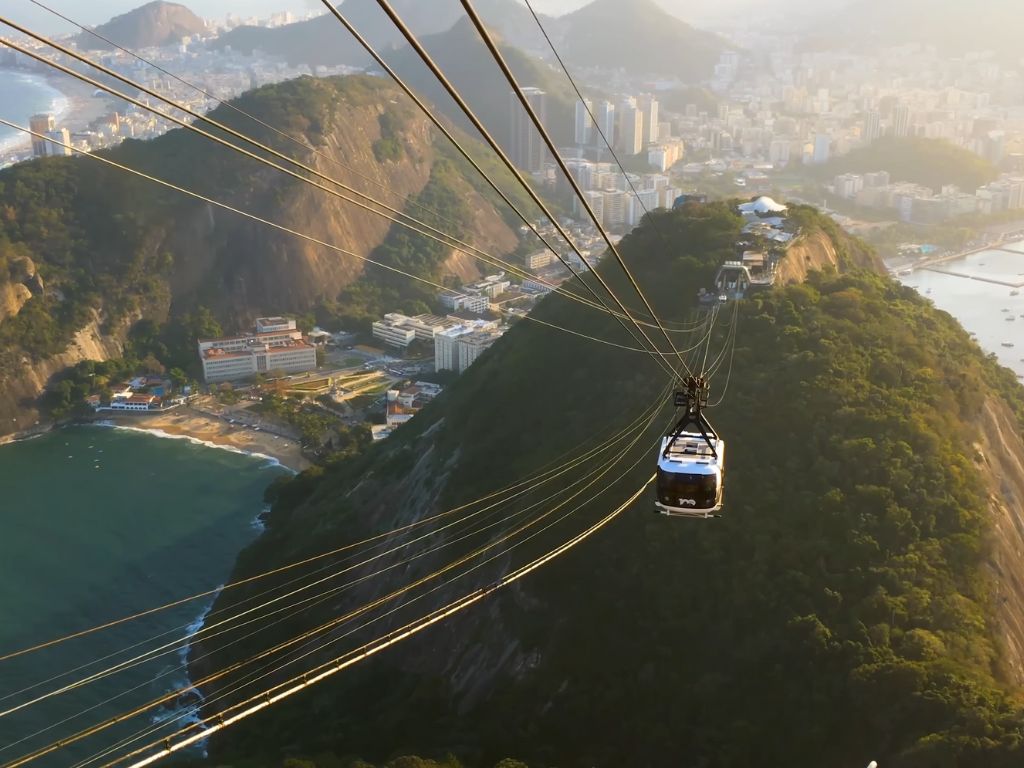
[655,376,725,518]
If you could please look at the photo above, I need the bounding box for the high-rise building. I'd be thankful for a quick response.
[637,94,659,146]
[812,133,831,164]
[29,113,55,158]
[863,111,881,142]
[618,104,643,155]
[594,100,615,147]
[574,98,592,146]
[509,87,547,172]
[44,128,72,157]
[893,105,911,138]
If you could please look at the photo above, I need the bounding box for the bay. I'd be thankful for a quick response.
[0,68,68,154]
[898,241,1024,380]
[0,425,286,766]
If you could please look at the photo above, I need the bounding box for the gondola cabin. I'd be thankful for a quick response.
[655,431,725,518]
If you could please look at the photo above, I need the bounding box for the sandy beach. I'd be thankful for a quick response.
[47,71,122,134]
[106,406,313,472]
[0,66,122,162]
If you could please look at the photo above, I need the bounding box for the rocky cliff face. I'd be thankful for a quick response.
[0,254,41,323]
[977,395,1024,685]
[0,308,141,436]
[154,81,518,320]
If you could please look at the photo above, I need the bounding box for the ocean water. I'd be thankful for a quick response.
[899,242,1024,379]
[0,426,286,766]
[0,69,68,154]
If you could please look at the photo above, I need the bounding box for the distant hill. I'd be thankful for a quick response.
[817,137,999,191]
[554,0,730,81]
[215,0,726,83]
[74,1,206,50]
[213,0,539,67]
[802,0,1022,60]
[388,17,578,149]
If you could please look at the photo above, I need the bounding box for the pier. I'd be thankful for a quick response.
[921,268,1024,288]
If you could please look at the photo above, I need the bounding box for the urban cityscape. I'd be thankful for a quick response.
[3,2,1024,767]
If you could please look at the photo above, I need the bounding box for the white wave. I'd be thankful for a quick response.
[251,504,271,533]
[92,423,294,472]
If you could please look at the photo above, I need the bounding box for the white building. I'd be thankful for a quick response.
[372,313,454,348]
[434,320,504,374]
[439,290,489,315]
[198,318,317,382]
[594,101,615,146]
[637,94,659,145]
[574,98,592,146]
[618,104,643,155]
[371,319,417,348]
[812,133,831,164]
[525,250,553,270]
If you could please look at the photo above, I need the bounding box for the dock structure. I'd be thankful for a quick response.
[922,267,1024,289]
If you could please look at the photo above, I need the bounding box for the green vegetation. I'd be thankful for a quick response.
[372,112,404,164]
[199,203,1024,767]
[0,153,176,374]
[253,393,370,452]
[816,137,999,191]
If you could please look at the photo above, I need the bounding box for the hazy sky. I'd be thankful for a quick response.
[9,0,792,35]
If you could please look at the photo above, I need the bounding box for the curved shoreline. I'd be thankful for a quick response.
[1,410,310,473]
[0,68,69,154]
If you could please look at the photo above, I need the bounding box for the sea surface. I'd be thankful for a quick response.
[899,241,1024,380]
[0,426,286,766]
[0,68,68,154]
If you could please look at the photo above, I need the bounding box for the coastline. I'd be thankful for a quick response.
[1,407,312,472]
[102,406,312,473]
[0,65,121,160]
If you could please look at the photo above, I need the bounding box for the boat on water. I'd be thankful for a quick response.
[1012,290,1021,296]
[1002,342,1015,347]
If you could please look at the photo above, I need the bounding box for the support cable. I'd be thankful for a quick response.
[456,0,689,377]
[0,25,680,334]
[323,0,680,376]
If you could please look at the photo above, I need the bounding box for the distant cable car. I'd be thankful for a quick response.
[655,376,725,518]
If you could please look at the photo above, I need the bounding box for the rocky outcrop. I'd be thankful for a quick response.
[0,255,41,323]
[0,308,140,435]
[777,229,843,284]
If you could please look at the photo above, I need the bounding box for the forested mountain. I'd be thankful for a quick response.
[0,75,525,434]
[190,203,1024,767]
[815,137,999,191]
[74,1,206,50]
